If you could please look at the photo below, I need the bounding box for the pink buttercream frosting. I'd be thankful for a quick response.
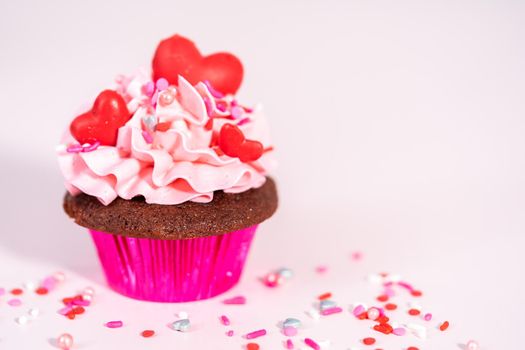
[57,70,275,205]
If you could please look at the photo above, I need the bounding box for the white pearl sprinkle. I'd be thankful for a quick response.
[28,308,40,318]
[15,316,29,325]
[23,281,36,290]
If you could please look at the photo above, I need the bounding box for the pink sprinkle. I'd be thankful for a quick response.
[304,337,320,350]
[321,306,343,316]
[393,327,406,336]
[245,329,267,339]
[424,313,433,321]
[0,288,5,296]
[105,320,123,328]
[204,80,224,98]
[82,141,100,152]
[66,144,83,153]
[315,265,328,274]
[231,106,244,119]
[351,251,363,260]
[286,339,294,349]
[42,277,57,290]
[72,299,90,306]
[226,330,234,337]
[143,82,155,96]
[8,298,22,307]
[385,287,396,297]
[216,100,228,112]
[58,306,73,315]
[283,326,297,336]
[142,130,153,144]
[353,305,365,316]
[398,281,414,291]
[220,315,230,326]
[150,91,159,106]
[223,296,246,305]
[156,78,169,91]
[237,117,251,126]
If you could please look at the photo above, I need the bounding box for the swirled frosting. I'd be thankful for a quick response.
[57,70,276,205]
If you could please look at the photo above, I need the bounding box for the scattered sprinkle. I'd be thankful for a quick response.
[393,327,406,336]
[318,292,332,300]
[385,303,397,310]
[105,320,123,328]
[353,304,366,317]
[320,306,343,316]
[407,347,419,350]
[466,340,480,350]
[245,329,267,339]
[10,288,23,296]
[439,321,450,331]
[8,298,22,307]
[424,312,432,321]
[220,315,230,326]
[15,315,29,325]
[28,308,40,318]
[408,308,421,316]
[171,319,190,332]
[223,296,246,305]
[141,330,155,338]
[285,339,294,349]
[304,337,321,350]
[226,330,234,337]
[283,318,302,329]
[246,343,260,350]
[367,307,380,320]
[57,333,74,350]
[283,326,298,336]
[319,299,337,311]
[363,337,376,345]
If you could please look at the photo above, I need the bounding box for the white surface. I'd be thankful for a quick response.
[1,0,524,349]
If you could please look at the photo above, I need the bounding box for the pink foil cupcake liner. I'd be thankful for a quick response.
[89,225,257,302]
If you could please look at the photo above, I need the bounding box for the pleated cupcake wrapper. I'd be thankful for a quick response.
[89,225,258,302]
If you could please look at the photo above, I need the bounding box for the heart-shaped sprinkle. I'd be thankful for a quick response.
[218,124,263,162]
[152,34,243,95]
[70,90,131,146]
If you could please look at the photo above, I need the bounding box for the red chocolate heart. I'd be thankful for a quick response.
[152,34,243,95]
[70,90,131,146]
[218,124,263,162]
[238,140,263,163]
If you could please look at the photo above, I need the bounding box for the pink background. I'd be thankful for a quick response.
[0,0,524,349]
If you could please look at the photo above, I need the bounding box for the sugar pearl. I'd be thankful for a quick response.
[57,333,74,350]
[28,308,40,318]
[15,315,29,325]
[367,307,380,320]
[466,340,480,350]
[159,91,175,106]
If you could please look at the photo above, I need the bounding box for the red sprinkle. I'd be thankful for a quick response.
[73,306,85,314]
[318,292,332,300]
[246,343,260,350]
[373,323,393,334]
[376,295,389,302]
[62,297,73,304]
[376,315,389,324]
[141,330,155,338]
[439,321,450,331]
[408,308,421,316]
[357,312,368,320]
[11,288,23,296]
[385,303,397,310]
[66,311,76,320]
[35,287,48,295]
[407,347,419,350]
[363,337,376,345]
[411,290,423,297]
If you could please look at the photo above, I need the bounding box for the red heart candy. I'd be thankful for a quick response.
[218,124,263,162]
[238,140,263,163]
[152,34,243,95]
[70,90,131,146]
[219,123,245,157]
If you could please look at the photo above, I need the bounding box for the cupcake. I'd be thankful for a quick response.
[57,34,277,302]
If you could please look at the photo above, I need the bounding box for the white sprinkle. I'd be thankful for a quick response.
[177,311,189,319]
[306,308,320,320]
[82,293,93,302]
[28,308,40,318]
[83,287,95,296]
[406,323,427,339]
[366,274,382,284]
[15,316,29,325]
[23,281,36,290]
